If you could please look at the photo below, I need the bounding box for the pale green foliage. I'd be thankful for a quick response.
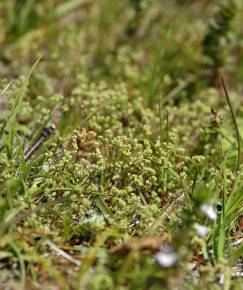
[0,1,243,289]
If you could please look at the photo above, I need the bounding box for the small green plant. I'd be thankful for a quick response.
[202,2,236,86]
[0,1,242,289]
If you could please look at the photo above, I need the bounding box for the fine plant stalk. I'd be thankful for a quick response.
[221,77,241,175]
[217,166,227,261]
[9,241,26,287]
[0,57,41,158]
[159,94,163,145]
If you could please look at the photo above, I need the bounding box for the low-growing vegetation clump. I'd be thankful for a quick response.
[0,1,242,289]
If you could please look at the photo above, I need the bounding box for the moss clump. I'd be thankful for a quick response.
[0,1,243,289]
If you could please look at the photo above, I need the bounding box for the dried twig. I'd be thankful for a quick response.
[46,240,81,266]
[24,124,56,161]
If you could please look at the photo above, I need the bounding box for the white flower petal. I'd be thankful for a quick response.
[194,223,209,237]
[155,244,177,268]
[200,203,217,220]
